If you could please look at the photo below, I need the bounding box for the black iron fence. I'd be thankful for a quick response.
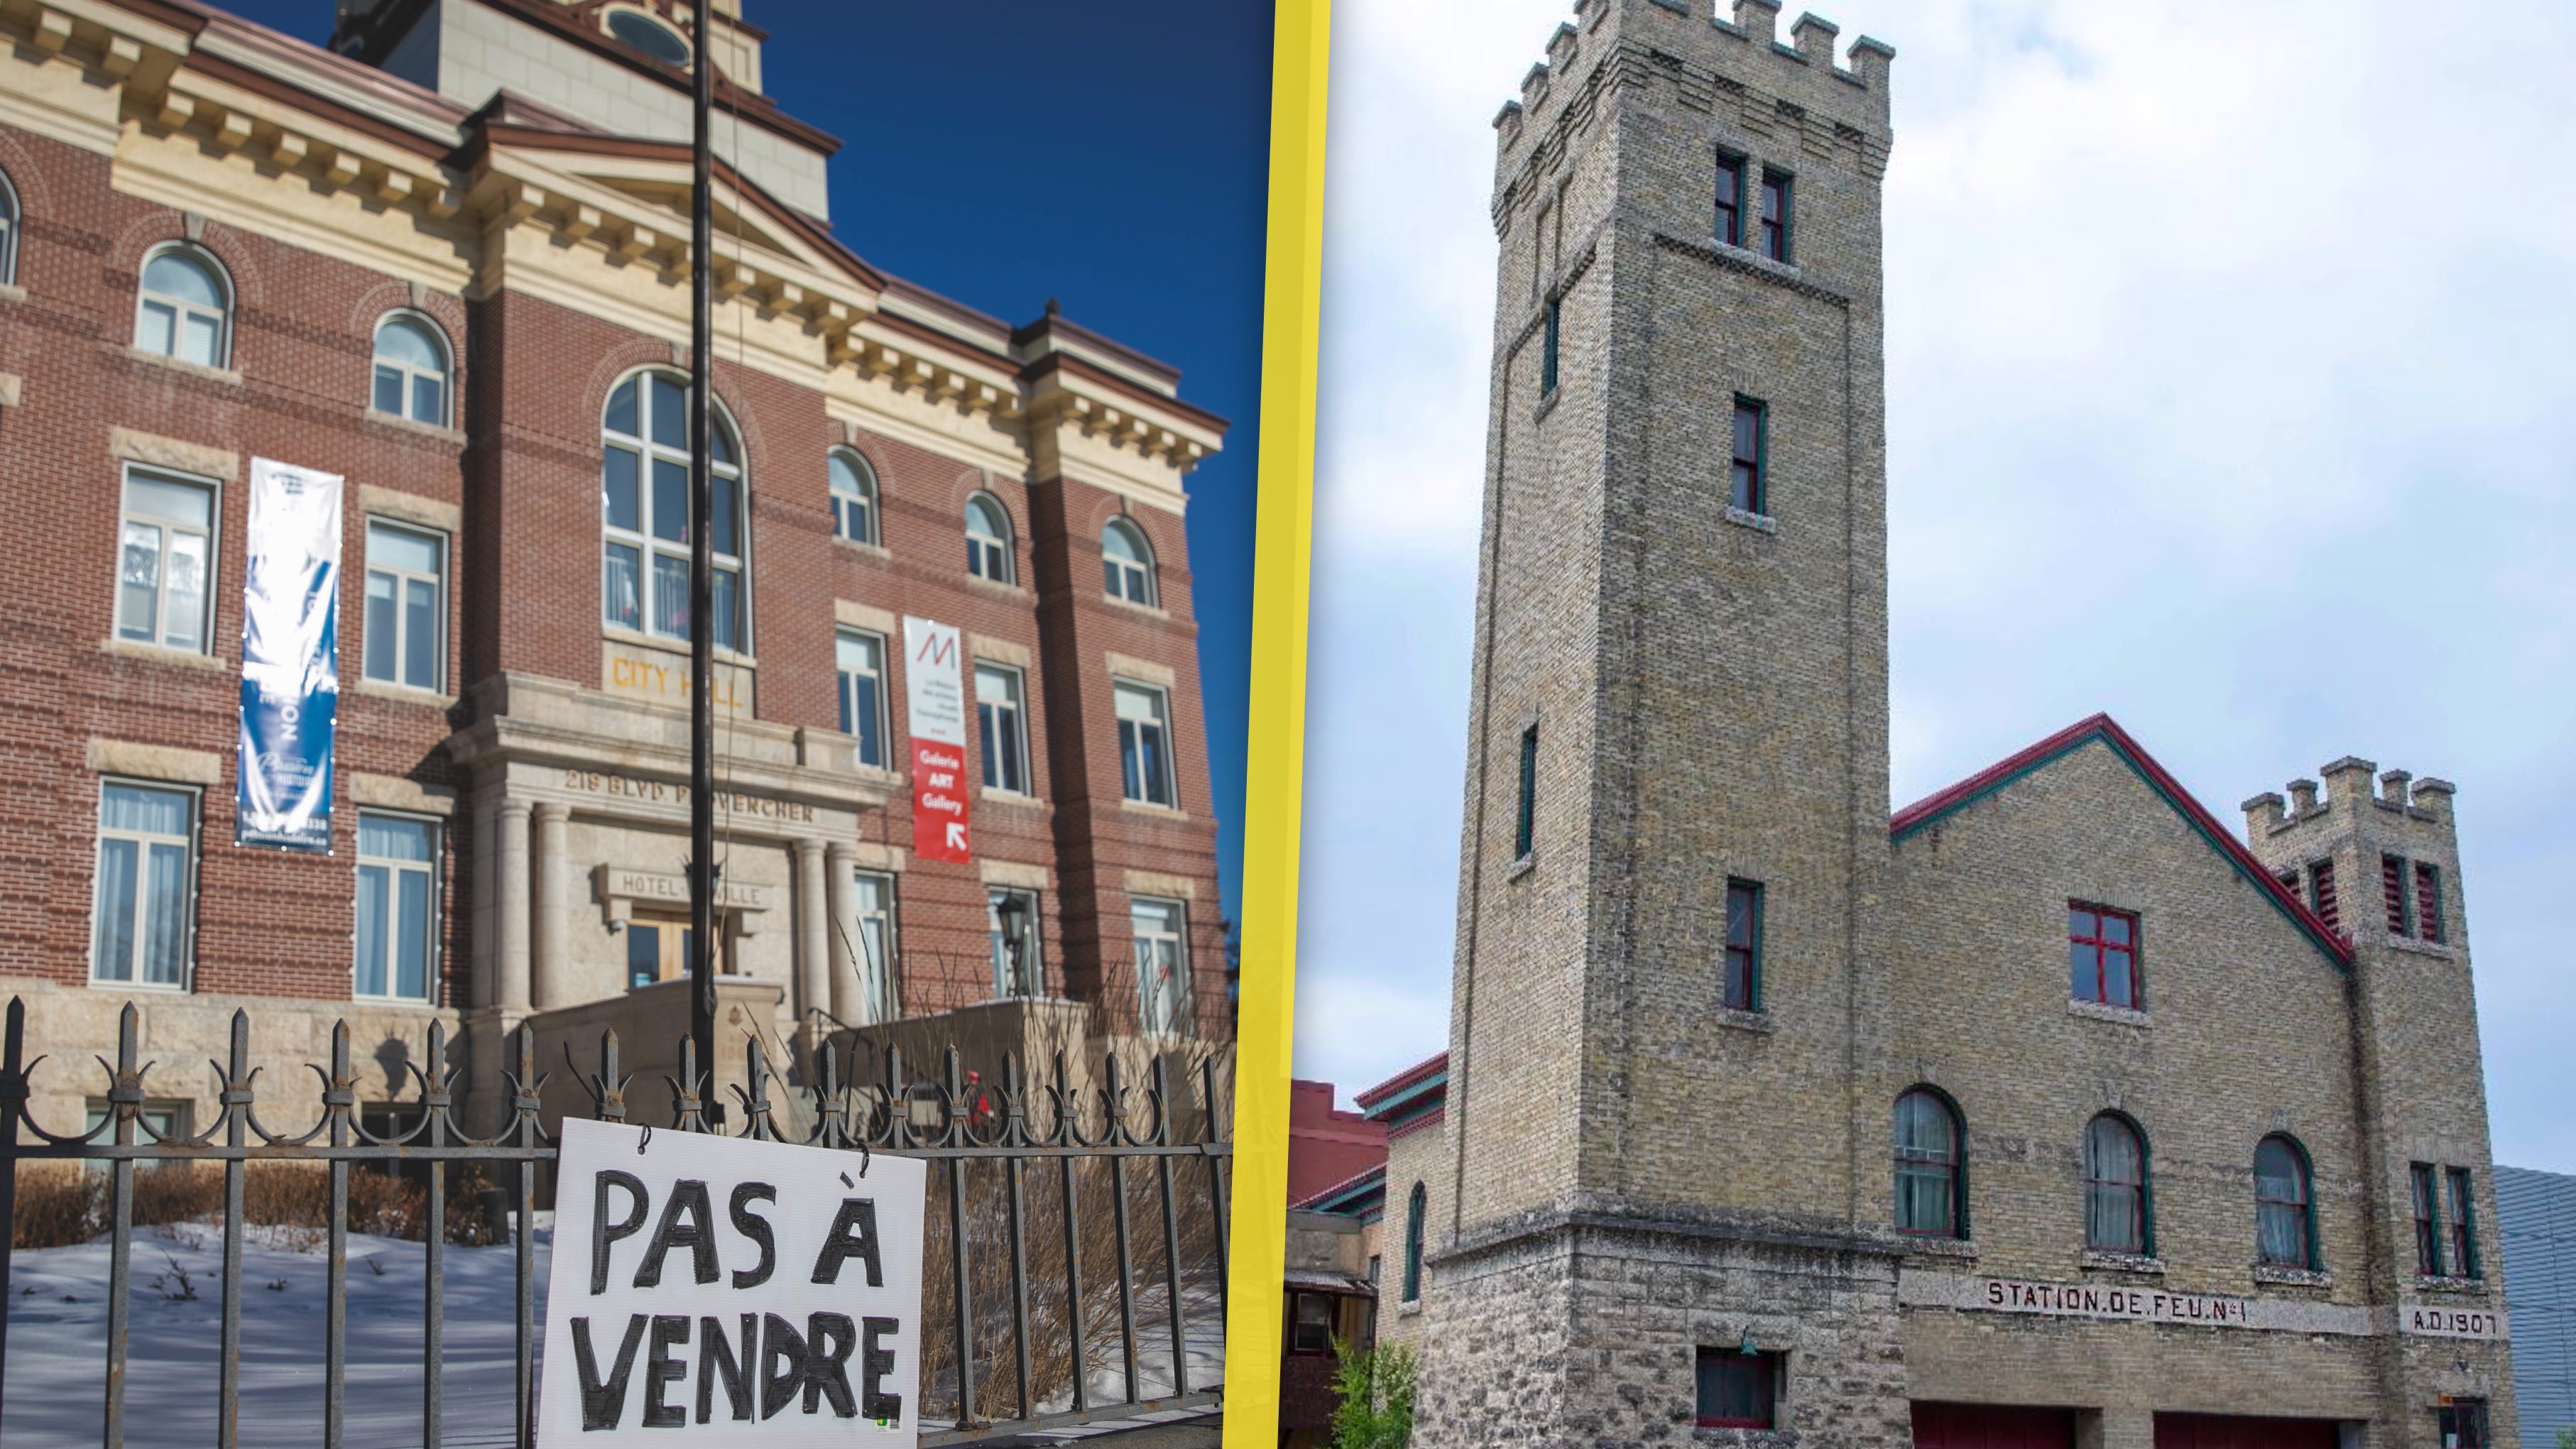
[0,998,1230,1447]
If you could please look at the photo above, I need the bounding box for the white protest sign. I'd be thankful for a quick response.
[538,1119,926,1444]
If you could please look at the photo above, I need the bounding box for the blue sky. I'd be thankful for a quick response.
[224,0,1275,936]
[1294,0,2576,1173]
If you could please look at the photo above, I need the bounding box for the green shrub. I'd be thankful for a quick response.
[1328,1337,1417,1449]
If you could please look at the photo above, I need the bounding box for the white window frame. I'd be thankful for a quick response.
[599,368,750,653]
[352,811,440,1004]
[852,869,897,1024]
[829,448,879,546]
[976,662,1031,795]
[1115,679,1177,808]
[89,778,197,992]
[369,311,452,428]
[133,242,231,368]
[1103,518,1155,606]
[987,887,1042,998]
[115,465,219,655]
[362,518,447,693]
[965,492,1014,584]
[0,166,18,288]
[1131,895,1191,1037]
[835,628,889,770]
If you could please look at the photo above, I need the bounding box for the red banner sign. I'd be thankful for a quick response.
[904,618,970,863]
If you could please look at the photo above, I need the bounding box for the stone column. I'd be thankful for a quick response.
[792,839,829,1050]
[826,843,863,1024]
[530,803,572,1010]
[495,799,532,1013]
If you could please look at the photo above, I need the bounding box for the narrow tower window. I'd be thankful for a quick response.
[1514,722,1538,860]
[1730,396,1768,514]
[2446,1166,2480,1278]
[1723,878,1762,1011]
[2410,1161,2444,1275]
[1402,1182,1426,1302]
[1759,168,1792,263]
[2309,859,2339,932]
[1540,297,1561,396]
[2381,854,2411,935]
[1715,152,1745,246]
[2415,862,2445,944]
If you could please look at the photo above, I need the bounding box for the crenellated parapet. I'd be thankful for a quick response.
[1490,0,1894,230]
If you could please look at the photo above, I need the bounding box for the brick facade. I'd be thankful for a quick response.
[1412,2,2516,1445]
[0,0,1230,1140]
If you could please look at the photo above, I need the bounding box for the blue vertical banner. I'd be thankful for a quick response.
[236,457,344,853]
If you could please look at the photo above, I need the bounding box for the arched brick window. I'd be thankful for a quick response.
[1894,1088,1965,1238]
[601,369,747,650]
[1402,1181,1427,1303]
[2255,1134,2316,1270]
[2084,1112,2150,1255]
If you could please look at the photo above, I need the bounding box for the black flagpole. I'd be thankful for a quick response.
[687,6,718,1118]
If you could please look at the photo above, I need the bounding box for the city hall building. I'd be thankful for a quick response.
[0,0,1229,1136]
[1387,2,2516,1445]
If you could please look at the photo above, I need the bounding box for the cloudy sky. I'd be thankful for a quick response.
[1292,0,2576,1170]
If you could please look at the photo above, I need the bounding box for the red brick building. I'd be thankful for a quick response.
[0,0,1230,1134]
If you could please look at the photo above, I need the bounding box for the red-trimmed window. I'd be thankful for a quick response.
[1694,1347,1780,1429]
[1723,878,1762,1012]
[2416,863,2445,944]
[2310,860,2339,932]
[2068,903,2139,1009]
[2411,1161,2444,1276]
[1715,152,1745,246]
[2275,868,2299,895]
[2382,855,2411,935]
[1758,168,1791,262]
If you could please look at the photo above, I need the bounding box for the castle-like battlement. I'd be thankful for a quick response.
[1493,0,1895,153]
[2241,755,2457,841]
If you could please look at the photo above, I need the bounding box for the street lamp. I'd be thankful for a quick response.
[995,892,1031,997]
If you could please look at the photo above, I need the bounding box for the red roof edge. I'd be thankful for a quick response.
[1355,1051,1451,1112]
[1889,713,2354,968]
[1291,1163,1387,1213]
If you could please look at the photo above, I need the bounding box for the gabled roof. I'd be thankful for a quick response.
[1292,1163,1387,1219]
[1889,713,2353,969]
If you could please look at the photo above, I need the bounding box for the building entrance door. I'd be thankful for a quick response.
[2154,1414,2340,1449]
[626,909,721,989]
[1911,1403,2075,1448]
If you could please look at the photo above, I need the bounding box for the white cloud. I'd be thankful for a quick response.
[1297,0,2576,1160]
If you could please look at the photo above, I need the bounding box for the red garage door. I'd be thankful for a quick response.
[1912,1403,2077,1449]
[2155,1414,2340,1449]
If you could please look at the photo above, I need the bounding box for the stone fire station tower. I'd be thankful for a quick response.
[1407,2,2517,1445]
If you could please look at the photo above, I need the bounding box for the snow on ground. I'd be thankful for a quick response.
[4,1227,1223,1446]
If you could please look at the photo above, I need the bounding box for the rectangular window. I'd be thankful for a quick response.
[1759,168,1792,262]
[1115,681,1177,807]
[1540,297,1561,396]
[354,814,436,1001]
[2439,1399,2490,1449]
[1529,202,1549,301]
[2411,1161,2445,1276]
[1289,1291,1336,1355]
[1693,1348,1780,1430]
[91,781,195,988]
[836,630,888,770]
[2382,854,2411,935]
[625,911,711,990]
[362,520,445,693]
[116,469,216,654]
[2068,902,2140,1009]
[988,887,1042,997]
[1515,723,1538,860]
[852,870,896,1024]
[2446,1166,2479,1278]
[1715,152,1745,246]
[975,664,1030,794]
[82,1099,192,1174]
[2310,859,2339,932]
[1723,878,1762,1012]
[1730,395,1768,515]
[2416,862,2445,944]
[1132,896,1190,1036]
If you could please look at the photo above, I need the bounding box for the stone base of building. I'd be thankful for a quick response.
[1413,1203,1912,1447]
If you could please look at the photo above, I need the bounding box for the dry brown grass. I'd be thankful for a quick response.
[12,1159,494,1249]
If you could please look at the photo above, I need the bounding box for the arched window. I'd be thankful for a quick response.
[0,167,19,287]
[829,449,878,545]
[371,313,450,427]
[1894,1088,1965,1238]
[1102,517,1155,605]
[1402,1181,1427,1303]
[600,370,747,651]
[606,8,690,65]
[134,244,230,368]
[965,493,1013,583]
[2084,1113,2150,1255]
[2255,1134,2316,1270]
